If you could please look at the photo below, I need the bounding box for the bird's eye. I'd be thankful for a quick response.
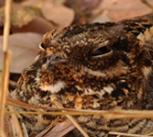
[91,46,112,58]
[39,43,46,51]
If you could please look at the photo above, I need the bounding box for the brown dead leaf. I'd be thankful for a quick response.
[11,17,55,34]
[21,0,43,8]
[0,4,41,27]
[0,33,42,73]
[41,1,74,29]
[11,5,41,27]
[0,2,55,34]
[93,0,153,22]
[36,120,75,137]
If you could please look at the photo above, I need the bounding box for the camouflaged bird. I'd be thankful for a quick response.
[11,14,153,137]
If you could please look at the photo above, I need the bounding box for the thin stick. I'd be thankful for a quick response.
[0,0,12,136]
[5,109,153,119]
[0,52,11,136]
[6,98,153,119]
[2,0,11,52]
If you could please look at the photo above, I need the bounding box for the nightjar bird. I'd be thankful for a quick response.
[11,14,153,137]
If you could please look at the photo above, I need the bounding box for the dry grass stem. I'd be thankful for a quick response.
[0,52,11,136]
[0,0,12,136]
[4,109,153,120]
[6,98,153,120]
[2,0,11,52]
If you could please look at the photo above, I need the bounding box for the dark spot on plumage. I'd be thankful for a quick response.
[111,34,137,53]
[107,79,129,98]
[38,89,51,98]
[60,86,79,94]
[112,36,129,51]
[110,88,125,98]
[26,77,36,85]
[42,115,56,121]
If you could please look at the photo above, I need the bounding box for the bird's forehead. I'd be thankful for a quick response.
[60,30,111,47]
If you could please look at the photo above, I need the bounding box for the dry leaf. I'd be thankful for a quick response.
[11,17,55,34]
[11,5,41,27]
[21,0,43,8]
[93,0,153,22]
[0,4,41,27]
[42,1,74,29]
[0,33,42,73]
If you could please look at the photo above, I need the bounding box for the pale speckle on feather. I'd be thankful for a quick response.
[142,66,152,79]
[84,67,106,77]
[39,81,66,93]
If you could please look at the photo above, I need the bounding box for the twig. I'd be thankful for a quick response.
[6,97,78,111]
[0,52,11,136]
[4,109,153,120]
[6,98,153,119]
[0,0,12,136]
[2,0,11,52]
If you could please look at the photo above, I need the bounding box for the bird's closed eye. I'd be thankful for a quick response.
[91,45,112,58]
[39,43,47,51]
